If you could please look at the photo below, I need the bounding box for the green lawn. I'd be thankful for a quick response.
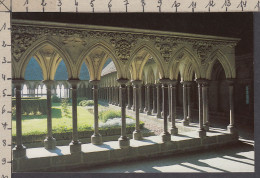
[12,103,95,136]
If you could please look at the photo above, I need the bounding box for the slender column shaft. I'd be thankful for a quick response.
[147,84,151,115]
[127,85,131,109]
[90,80,102,145]
[47,84,53,138]
[202,81,209,131]
[12,80,26,158]
[170,80,178,135]
[182,82,188,125]
[68,80,82,153]
[227,79,237,134]
[139,84,145,113]
[71,82,79,142]
[132,80,143,140]
[160,79,171,142]
[152,84,157,114]
[118,79,130,148]
[156,84,162,118]
[187,83,191,123]
[196,79,206,138]
[15,82,22,147]
[43,80,56,149]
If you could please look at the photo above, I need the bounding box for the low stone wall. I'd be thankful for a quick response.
[13,132,238,172]
[13,127,138,146]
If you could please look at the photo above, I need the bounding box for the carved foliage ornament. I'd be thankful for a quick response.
[110,38,136,62]
[193,44,213,65]
[12,33,38,62]
[155,42,177,63]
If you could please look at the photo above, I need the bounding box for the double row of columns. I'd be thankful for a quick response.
[13,78,237,158]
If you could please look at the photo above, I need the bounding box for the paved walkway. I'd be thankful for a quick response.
[74,103,254,173]
[78,141,253,173]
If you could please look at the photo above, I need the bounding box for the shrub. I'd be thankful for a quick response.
[79,100,94,107]
[77,97,88,104]
[61,98,70,118]
[12,98,47,115]
[99,110,121,123]
[99,117,135,128]
[52,95,61,103]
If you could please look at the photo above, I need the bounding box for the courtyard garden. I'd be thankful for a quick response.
[12,96,144,143]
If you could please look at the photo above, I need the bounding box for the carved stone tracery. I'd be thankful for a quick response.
[193,44,213,65]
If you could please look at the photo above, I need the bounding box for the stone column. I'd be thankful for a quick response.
[159,79,171,142]
[90,80,103,145]
[182,81,189,126]
[139,84,145,113]
[127,84,132,109]
[202,80,210,131]
[152,84,157,114]
[12,80,26,158]
[146,84,152,115]
[68,80,81,153]
[186,82,192,123]
[156,84,162,118]
[43,80,56,149]
[169,80,178,135]
[227,79,237,134]
[196,79,206,138]
[117,79,130,148]
[132,80,143,140]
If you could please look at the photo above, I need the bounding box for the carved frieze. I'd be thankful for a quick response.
[110,38,136,62]
[193,44,213,65]
[155,42,177,63]
[12,33,38,62]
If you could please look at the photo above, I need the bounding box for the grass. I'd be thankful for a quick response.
[12,102,143,136]
[12,103,94,136]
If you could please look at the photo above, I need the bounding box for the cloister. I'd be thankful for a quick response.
[12,19,240,172]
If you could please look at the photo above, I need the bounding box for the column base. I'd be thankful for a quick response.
[204,122,210,131]
[133,130,143,140]
[227,125,238,135]
[69,141,82,153]
[152,109,157,114]
[127,105,132,110]
[198,129,206,138]
[187,116,192,123]
[161,111,164,117]
[118,136,130,148]
[91,134,103,145]
[161,132,171,142]
[170,127,178,136]
[182,119,189,126]
[147,111,152,115]
[44,137,56,150]
[13,145,26,159]
[167,115,171,122]
[157,113,162,119]
[140,108,144,113]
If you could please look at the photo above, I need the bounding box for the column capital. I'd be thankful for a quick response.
[196,79,209,86]
[117,78,129,85]
[68,79,80,89]
[159,78,171,84]
[181,81,194,86]
[12,79,24,88]
[131,80,142,86]
[168,80,178,86]
[42,80,55,88]
[89,80,100,86]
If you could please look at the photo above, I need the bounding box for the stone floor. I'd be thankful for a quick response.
[76,141,254,173]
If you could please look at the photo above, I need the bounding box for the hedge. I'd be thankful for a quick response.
[12,98,47,115]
